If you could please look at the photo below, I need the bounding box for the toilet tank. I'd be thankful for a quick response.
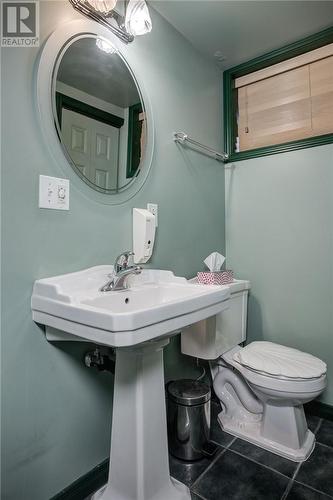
[181,279,251,360]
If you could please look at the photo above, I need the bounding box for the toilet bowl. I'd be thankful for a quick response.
[214,343,326,461]
[181,279,327,462]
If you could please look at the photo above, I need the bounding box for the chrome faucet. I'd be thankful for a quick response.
[100,251,142,292]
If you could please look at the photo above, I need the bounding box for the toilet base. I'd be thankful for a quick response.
[218,411,315,462]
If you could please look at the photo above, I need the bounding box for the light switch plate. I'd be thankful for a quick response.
[39,175,69,210]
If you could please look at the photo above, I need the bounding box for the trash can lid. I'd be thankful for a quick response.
[167,379,211,406]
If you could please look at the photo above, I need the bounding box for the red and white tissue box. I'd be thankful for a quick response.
[197,270,234,285]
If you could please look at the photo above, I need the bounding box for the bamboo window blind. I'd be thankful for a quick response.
[236,43,333,152]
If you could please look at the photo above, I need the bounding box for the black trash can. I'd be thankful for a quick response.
[167,379,211,461]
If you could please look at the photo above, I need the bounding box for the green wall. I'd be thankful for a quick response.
[225,144,333,404]
[1,2,225,499]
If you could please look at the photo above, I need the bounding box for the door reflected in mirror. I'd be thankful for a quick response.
[52,35,146,194]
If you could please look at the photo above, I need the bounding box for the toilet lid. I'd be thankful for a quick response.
[233,341,327,379]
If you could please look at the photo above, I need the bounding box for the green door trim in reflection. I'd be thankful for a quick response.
[127,102,143,179]
[55,92,125,130]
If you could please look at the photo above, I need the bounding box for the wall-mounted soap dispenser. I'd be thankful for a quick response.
[133,208,156,263]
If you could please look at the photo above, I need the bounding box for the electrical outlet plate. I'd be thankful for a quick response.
[147,203,158,227]
[39,175,69,210]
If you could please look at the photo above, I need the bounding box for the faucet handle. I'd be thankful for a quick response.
[114,251,134,273]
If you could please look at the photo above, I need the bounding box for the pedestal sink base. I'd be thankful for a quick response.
[93,477,190,500]
[92,339,191,500]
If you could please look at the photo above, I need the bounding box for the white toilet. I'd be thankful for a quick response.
[181,279,327,462]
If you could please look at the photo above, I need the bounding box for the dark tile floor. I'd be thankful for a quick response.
[87,401,333,500]
[170,401,333,500]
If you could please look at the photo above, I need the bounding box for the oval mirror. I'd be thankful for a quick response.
[52,34,147,194]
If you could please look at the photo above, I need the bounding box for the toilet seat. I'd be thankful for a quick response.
[235,362,327,394]
[222,344,327,394]
[233,341,327,380]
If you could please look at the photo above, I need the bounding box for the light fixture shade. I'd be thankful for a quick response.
[86,0,117,14]
[125,0,152,36]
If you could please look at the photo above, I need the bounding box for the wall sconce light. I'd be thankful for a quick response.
[125,0,152,36]
[86,0,117,14]
[68,0,152,44]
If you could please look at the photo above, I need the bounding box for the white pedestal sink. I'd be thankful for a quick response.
[32,266,230,500]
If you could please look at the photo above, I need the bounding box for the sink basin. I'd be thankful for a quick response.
[31,265,230,347]
[31,265,230,500]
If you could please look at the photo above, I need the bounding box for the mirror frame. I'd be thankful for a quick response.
[36,20,154,205]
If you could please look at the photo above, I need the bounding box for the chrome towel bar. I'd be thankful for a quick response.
[173,132,228,162]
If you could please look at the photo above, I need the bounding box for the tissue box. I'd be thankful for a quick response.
[197,270,234,285]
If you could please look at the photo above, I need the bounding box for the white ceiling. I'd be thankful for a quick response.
[152,1,333,68]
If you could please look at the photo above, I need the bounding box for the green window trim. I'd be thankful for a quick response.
[223,26,333,163]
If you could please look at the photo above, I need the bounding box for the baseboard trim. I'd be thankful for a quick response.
[305,400,333,422]
[50,459,109,500]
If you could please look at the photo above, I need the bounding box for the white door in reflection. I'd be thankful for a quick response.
[62,108,120,190]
